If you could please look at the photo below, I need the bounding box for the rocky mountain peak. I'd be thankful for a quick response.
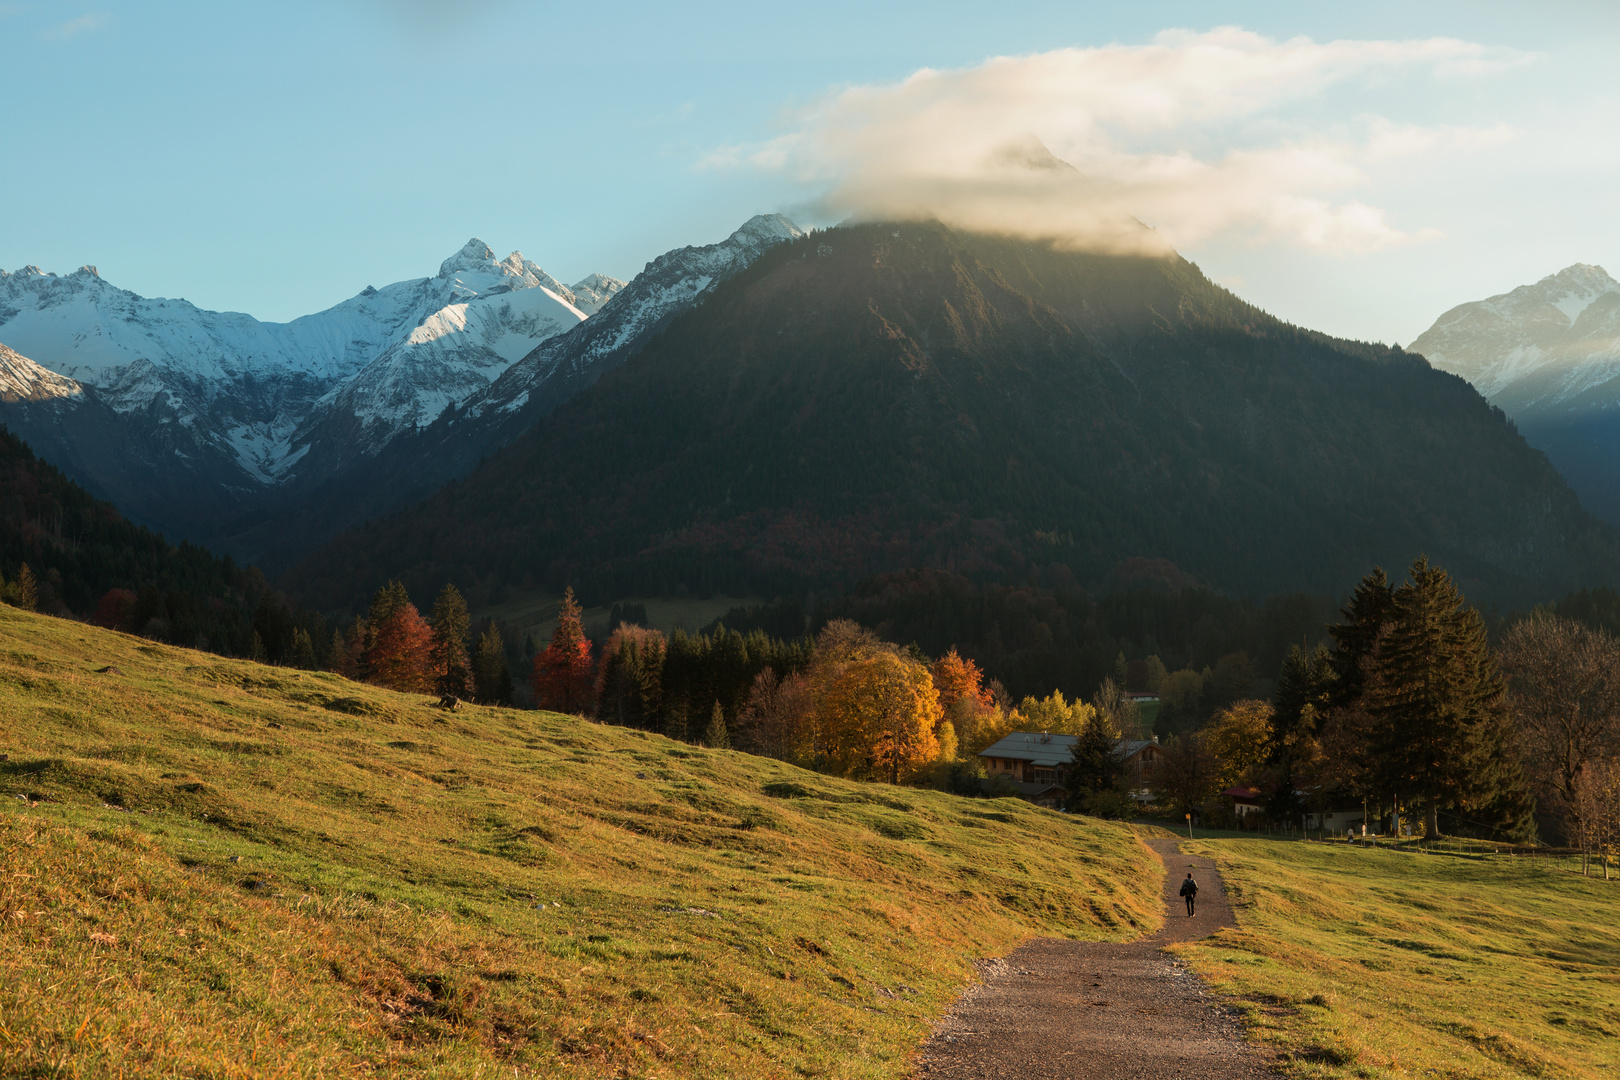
[437,238,499,279]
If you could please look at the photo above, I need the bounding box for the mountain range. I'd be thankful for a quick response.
[1411,264,1620,527]
[285,221,1620,611]
[0,214,803,567]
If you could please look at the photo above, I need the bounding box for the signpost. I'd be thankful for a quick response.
[1185,812,1193,841]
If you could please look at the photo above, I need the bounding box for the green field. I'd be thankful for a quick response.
[0,604,1158,1078]
[1174,837,1620,1079]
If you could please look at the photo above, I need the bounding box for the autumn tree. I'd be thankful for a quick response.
[1499,614,1620,842]
[595,624,666,728]
[735,667,812,760]
[472,623,514,705]
[931,648,992,716]
[1019,690,1095,737]
[366,585,436,693]
[429,584,471,698]
[1090,676,1141,739]
[802,621,941,781]
[532,587,595,714]
[1205,699,1273,793]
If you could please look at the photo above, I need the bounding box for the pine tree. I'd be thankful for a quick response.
[595,624,666,728]
[429,584,471,698]
[289,628,317,670]
[250,630,267,663]
[532,587,595,714]
[1265,645,1333,820]
[704,700,731,749]
[17,564,37,612]
[472,623,514,706]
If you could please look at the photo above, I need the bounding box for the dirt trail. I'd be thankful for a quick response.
[913,836,1275,1080]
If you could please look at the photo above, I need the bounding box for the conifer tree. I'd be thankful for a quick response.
[1066,706,1126,811]
[704,700,731,749]
[1362,558,1534,839]
[13,563,37,612]
[250,630,267,663]
[595,624,666,728]
[429,584,471,698]
[472,623,514,705]
[532,587,595,714]
[289,628,317,670]
[1265,645,1333,820]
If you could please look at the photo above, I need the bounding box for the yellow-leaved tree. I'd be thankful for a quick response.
[802,620,943,781]
[1018,690,1096,737]
[1203,699,1274,792]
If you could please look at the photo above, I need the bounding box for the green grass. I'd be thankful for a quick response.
[1173,837,1620,1079]
[0,604,1160,1078]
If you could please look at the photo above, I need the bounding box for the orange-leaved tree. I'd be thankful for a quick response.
[533,587,595,714]
[805,621,942,782]
[931,648,993,714]
[366,581,436,692]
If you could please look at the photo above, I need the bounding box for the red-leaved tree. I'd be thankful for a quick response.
[533,587,595,714]
[368,600,436,692]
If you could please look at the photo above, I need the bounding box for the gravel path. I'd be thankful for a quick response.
[912,835,1276,1079]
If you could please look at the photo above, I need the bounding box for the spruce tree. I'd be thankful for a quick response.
[1265,644,1333,821]
[429,584,471,698]
[289,628,317,670]
[1065,707,1125,811]
[1364,558,1534,838]
[704,700,731,749]
[472,624,513,706]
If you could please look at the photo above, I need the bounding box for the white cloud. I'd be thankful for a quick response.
[42,12,108,39]
[710,27,1526,256]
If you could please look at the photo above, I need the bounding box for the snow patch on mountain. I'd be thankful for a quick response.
[0,342,82,403]
[459,214,805,424]
[1413,264,1620,405]
[1,237,607,483]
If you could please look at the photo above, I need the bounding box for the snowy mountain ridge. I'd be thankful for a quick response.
[0,213,801,564]
[0,240,619,485]
[1412,263,1620,408]
[1411,262,1620,527]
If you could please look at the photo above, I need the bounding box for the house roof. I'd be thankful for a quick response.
[978,732,1078,767]
[977,732,1159,767]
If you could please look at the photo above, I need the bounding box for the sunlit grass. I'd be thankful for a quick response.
[1176,837,1620,1079]
[0,604,1160,1077]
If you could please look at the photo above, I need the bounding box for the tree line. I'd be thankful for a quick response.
[1107,558,1620,857]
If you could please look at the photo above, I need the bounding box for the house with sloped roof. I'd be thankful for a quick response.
[976,732,1164,808]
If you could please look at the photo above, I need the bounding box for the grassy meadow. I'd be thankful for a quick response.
[0,604,1160,1079]
[1174,837,1620,1080]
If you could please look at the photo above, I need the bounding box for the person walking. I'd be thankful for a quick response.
[1179,872,1198,916]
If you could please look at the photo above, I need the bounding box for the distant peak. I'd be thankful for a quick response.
[73,264,100,278]
[988,134,1078,174]
[438,238,497,278]
[1543,263,1618,291]
[731,214,805,245]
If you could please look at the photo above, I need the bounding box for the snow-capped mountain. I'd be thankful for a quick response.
[0,343,82,403]
[0,240,612,488]
[1411,263,1620,525]
[458,213,806,427]
[0,215,800,566]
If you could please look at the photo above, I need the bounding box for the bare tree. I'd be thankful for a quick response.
[1570,757,1620,879]
[1499,615,1620,839]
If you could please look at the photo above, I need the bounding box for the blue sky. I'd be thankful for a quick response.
[2,0,1617,345]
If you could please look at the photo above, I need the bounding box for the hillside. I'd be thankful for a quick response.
[0,422,264,649]
[288,221,1620,612]
[0,604,1159,1078]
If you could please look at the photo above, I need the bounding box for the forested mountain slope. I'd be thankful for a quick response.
[288,222,1620,610]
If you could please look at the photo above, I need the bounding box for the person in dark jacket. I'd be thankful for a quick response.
[1179,872,1198,916]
